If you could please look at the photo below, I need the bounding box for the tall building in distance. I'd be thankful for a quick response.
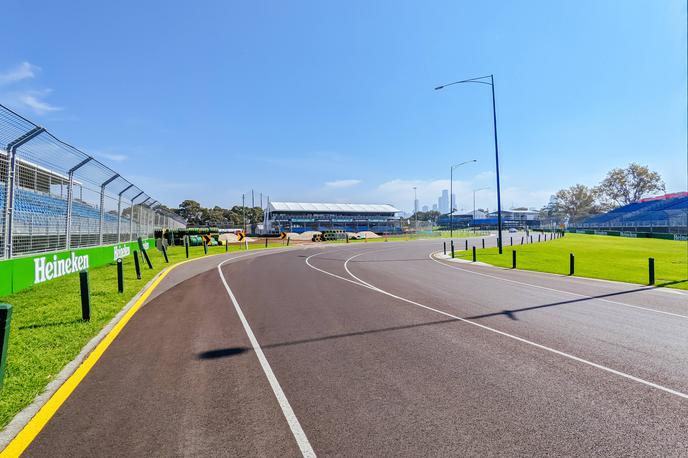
[438,190,449,214]
[432,203,438,211]
[421,205,429,212]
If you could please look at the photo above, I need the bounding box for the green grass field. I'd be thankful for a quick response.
[0,241,285,429]
[452,233,688,289]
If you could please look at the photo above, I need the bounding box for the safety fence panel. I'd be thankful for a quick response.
[0,104,186,259]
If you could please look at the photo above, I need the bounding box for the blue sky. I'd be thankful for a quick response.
[1,0,686,212]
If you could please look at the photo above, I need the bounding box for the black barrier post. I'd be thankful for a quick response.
[133,250,141,280]
[465,240,468,251]
[450,240,455,258]
[569,253,575,276]
[225,240,228,252]
[142,248,153,269]
[117,258,124,293]
[265,238,268,248]
[530,235,533,243]
[0,304,12,389]
[512,250,516,268]
[510,236,513,246]
[138,237,153,269]
[203,240,208,255]
[161,244,169,263]
[472,246,476,262]
[482,238,485,249]
[346,234,349,243]
[185,236,189,258]
[648,257,655,285]
[538,234,541,242]
[287,237,290,246]
[521,236,524,245]
[443,241,446,255]
[80,270,91,321]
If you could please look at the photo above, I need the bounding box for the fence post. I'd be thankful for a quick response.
[80,270,91,321]
[512,250,516,269]
[0,304,12,389]
[185,236,189,258]
[133,250,141,279]
[569,253,575,276]
[99,174,119,245]
[3,126,45,258]
[450,240,455,258]
[472,246,476,262]
[117,258,124,293]
[138,237,153,269]
[443,241,446,255]
[648,257,655,285]
[161,244,169,263]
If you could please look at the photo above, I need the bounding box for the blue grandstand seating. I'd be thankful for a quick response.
[0,186,121,225]
[581,193,688,227]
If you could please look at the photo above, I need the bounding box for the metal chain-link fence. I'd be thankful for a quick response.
[0,104,185,259]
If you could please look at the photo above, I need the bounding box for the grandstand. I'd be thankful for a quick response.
[265,202,401,234]
[577,192,688,234]
[0,104,185,259]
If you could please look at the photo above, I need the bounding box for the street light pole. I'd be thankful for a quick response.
[242,193,246,234]
[412,186,418,235]
[473,187,489,234]
[435,74,504,253]
[449,160,477,238]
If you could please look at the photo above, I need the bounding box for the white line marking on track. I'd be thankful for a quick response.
[218,259,316,458]
[302,249,688,401]
[428,251,688,319]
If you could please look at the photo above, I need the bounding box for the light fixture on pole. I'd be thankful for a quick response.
[412,186,418,234]
[449,160,477,238]
[435,74,504,253]
[472,187,489,234]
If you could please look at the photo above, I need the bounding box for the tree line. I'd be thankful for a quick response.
[158,199,264,227]
[541,163,665,223]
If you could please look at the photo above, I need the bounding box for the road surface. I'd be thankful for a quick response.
[18,237,688,456]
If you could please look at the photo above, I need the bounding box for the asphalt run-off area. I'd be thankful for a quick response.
[9,236,688,456]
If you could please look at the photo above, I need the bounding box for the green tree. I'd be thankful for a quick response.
[596,163,665,207]
[551,184,600,222]
[177,200,204,224]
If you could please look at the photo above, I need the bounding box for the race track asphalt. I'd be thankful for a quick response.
[19,237,688,456]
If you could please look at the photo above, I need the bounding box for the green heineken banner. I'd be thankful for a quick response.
[0,239,154,297]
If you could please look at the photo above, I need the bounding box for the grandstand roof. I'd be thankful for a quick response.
[269,202,400,213]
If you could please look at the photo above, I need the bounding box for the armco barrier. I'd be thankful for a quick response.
[0,238,154,296]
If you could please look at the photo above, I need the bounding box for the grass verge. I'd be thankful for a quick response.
[0,242,284,429]
[452,233,688,289]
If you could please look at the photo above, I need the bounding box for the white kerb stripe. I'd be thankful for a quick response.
[332,250,688,401]
[218,260,316,458]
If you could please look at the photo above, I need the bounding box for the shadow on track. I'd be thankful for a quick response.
[196,318,460,359]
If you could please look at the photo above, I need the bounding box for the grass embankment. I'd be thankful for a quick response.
[453,233,688,290]
[0,241,285,429]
